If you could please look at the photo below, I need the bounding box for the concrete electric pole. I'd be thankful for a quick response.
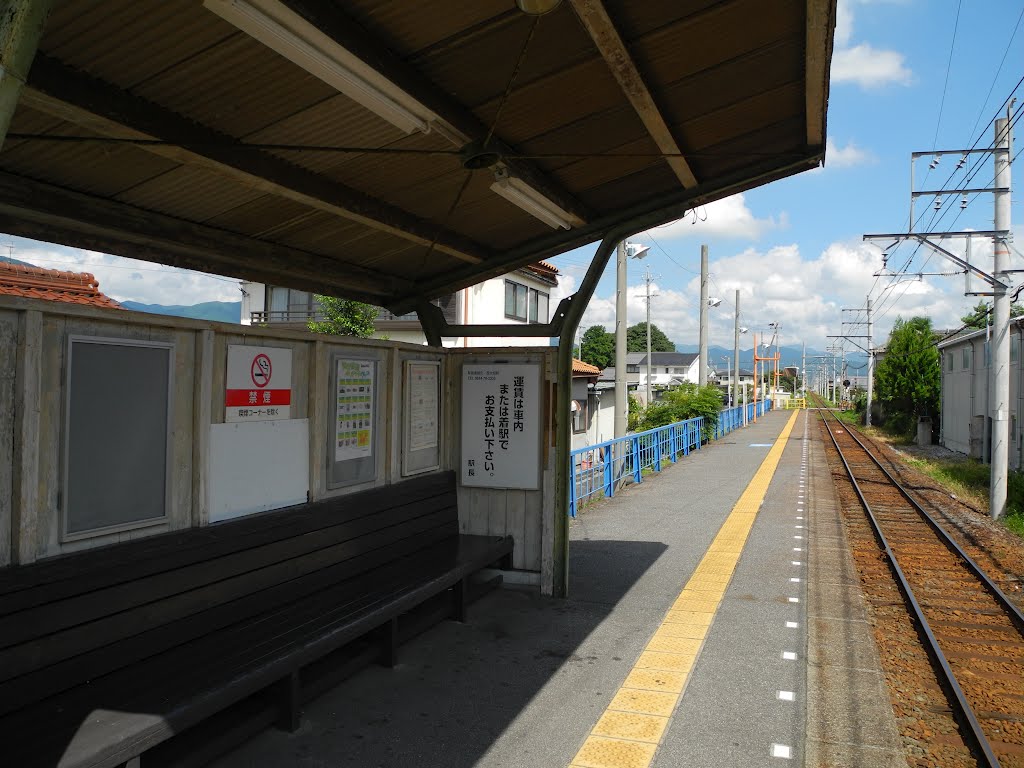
[866,297,874,426]
[698,244,709,386]
[643,266,656,406]
[733,289,741,408]
[614,239,627,438]
[990,114,1012,519]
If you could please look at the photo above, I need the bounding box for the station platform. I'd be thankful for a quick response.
[213,410,905,768]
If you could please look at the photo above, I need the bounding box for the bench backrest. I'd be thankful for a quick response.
[0,471,458,716]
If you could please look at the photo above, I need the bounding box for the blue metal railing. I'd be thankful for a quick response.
[569,399,772,517]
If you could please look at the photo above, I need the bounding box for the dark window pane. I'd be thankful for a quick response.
[505,282,516,317]
[515,284,527,321]
[537,293,549,323]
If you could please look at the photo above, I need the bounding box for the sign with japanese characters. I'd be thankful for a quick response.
[334,358,375,462]
[461,363,540,489]
[225,345,292,422]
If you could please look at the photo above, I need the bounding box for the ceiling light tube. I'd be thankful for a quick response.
[204,0,464,138]
[490,169,574,230]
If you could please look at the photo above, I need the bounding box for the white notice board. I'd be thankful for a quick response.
[461,363,540,489]
[208,419,309,522]
[403,360,441,476]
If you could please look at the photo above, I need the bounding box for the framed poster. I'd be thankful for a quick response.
[327,355,379,489]
[460,363,541,489]
[403,359,441,476]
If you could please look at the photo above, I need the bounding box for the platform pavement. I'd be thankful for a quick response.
[212,410,901,768]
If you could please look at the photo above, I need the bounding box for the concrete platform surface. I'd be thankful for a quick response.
[212,410,904,768]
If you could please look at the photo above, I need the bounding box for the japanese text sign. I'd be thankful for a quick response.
[461,363,540,489]
[225,345,292,422]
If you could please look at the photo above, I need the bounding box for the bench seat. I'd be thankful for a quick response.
[0,472,512,768]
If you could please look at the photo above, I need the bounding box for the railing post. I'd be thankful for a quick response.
[604,445,614,498]
[632,437,642,483]
[668,425,676,463]
[569,456,577,518]
[654,429,662,472]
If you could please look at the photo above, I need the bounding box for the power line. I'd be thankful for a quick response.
[931,0,963,151]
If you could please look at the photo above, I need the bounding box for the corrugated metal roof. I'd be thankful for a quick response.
[1,0,835,310]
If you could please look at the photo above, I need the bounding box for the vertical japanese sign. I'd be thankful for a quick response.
[335,359,375,461]
[461,363,540,489]
[225,345,292,422]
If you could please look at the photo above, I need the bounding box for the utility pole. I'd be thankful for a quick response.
[733,289,741,409]
[614,239,627,438]
[866,297,874,426]
[990,113,1012,519]
[801,342,806,397]
[699,244,709,386]
[643,266,656,406]
[864,113,1014,517]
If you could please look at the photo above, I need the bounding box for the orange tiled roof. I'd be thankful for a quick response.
[572,359,600,376]
[522,260,560,278]
[0,261,122,309]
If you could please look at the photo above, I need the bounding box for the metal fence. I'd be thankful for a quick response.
[569,399,772,517]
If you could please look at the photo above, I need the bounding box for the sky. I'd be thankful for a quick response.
[3,0,1024,357]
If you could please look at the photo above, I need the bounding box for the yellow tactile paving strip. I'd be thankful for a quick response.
[569,411,799,768]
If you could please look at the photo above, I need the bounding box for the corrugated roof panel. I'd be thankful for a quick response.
[43,0,233,89]
[413,11,597,111]
[675,82,805,153]
[577,162,680,211]
[0,126,177,199]
[343,0,512,58]
[129,32,338,138]
[686,116,808,182]
[114,165,266,224]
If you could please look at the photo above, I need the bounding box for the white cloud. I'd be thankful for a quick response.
[831,43,913,88]
[825,137,876,168]
[835,0,854,47]
[574,238,968,353]
[647,194,785,241]
[6,239,242,306]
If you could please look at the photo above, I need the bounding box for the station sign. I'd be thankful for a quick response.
[225,345,292,422]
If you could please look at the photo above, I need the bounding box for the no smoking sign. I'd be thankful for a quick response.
[226,345,292,422]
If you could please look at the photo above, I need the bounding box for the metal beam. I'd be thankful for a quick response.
[0,170,405,300]
[805,0,835,149]
[568,0,698,188]
[0,0,54,150]
[391,149,824,313]
[22,54,490,266]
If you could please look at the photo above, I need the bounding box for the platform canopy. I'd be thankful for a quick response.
[0,0,835,312]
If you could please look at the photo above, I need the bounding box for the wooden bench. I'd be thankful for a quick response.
[0,471,512,768]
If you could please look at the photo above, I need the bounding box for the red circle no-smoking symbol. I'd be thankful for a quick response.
[251,353,272,388]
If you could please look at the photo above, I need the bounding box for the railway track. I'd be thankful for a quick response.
[815,406,1024,767]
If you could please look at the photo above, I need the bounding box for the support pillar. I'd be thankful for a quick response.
[0,0,55,150]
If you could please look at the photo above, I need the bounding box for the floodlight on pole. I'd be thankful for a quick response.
[707,297,722,307]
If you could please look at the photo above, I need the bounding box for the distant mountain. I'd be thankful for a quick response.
[120,300,242,324]
[1,257,37,268]
[674,343,865,373]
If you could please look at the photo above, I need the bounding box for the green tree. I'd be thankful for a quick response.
[626,322,674,353]
[580,325,615,369]
[634,383,724,438]
[307,295,378,337]
[960,300,1024,330]
[874,316,940,435]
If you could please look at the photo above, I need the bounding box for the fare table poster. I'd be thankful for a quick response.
[334,359,374,462]
[407,361,439,451]
[461,363,540,489]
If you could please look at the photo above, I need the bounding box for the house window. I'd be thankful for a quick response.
[963,347,972,370]
[268,287,314,319]
[946,353,953,371]
[527,289,549,323]
[504,281,529,321]
[1013,336,1020,364]
[571,400,587,433]
[64,337,173,539]
[626,364,640,373]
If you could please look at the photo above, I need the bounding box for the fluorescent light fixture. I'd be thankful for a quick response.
[490,168,575,230]
[204,0,467,140]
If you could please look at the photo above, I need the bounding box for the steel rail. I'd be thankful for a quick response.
[817,409,1002,768]
[827,409,1024,635]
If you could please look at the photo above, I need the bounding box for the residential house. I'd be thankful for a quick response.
[242,262,560,347]
[938,323,1023,466]
[0,261,121,310]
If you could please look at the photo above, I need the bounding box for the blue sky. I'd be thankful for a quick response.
[4,0,1023,355]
